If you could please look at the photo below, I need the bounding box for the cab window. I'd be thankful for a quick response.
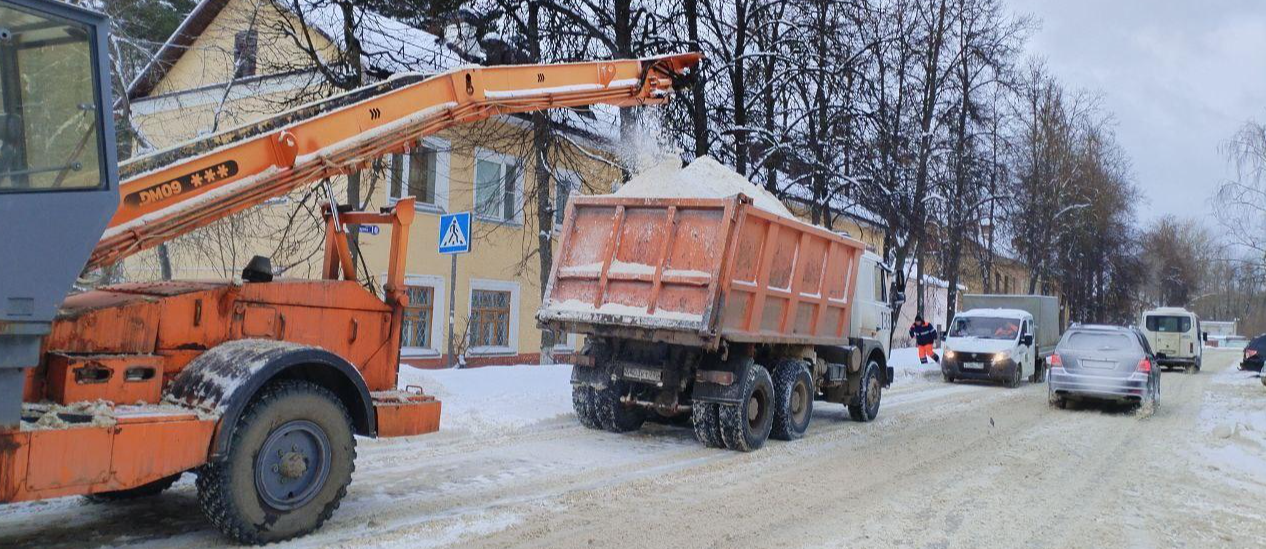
[1145,315,1191,333]
[0,4,104,192]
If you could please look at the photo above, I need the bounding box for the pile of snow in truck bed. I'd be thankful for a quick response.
[613,155,795,219]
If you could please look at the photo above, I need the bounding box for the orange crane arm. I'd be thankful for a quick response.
[88,53,701,271]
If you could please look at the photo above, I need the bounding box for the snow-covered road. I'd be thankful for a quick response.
[3,349,1264,548]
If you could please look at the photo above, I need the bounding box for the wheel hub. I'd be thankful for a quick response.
[255,420,332,511]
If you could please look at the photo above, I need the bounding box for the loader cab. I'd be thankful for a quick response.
[0,0,119,427]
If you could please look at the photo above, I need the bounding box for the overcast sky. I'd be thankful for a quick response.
[1008,0,1266,226]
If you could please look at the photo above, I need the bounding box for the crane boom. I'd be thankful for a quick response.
[89,53,701,270]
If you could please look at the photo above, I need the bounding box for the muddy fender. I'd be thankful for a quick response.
[692,354,755,406]
[168,339,374,460]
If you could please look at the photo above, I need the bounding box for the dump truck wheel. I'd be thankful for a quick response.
[594,381,645,433]
[848,361,883,422]
[571,385,602,429]
[771,360,813,441]
[197,380,355,545]
[719,363,774,452]
[691,401,725,448]
[85,473,182,503]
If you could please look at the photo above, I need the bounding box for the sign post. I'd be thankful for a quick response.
[438,212,471,368]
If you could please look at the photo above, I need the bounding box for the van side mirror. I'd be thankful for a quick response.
[1202,332,1208,342]
[891,290,906,307]
[1021,334,1034,346]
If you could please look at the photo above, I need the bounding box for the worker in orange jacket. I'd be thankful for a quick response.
[909,315,940,364]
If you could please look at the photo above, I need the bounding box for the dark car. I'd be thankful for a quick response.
[1240,335,1266,372]
[1048,325,1160,410]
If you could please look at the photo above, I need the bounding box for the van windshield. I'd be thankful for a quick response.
[949,316,1019,340]
[1145,315,1191,333]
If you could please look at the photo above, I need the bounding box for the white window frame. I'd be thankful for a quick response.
[553,332,581,355]
[386,274,446,358]
[466,278,520,356]
[473,148,524,225]
[553,167,582,229]
[388,137,451,213]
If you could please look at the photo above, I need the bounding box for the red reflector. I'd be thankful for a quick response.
[1049,353,1063,367]
[1137,358,1152,373]
[1247,349,1258,358]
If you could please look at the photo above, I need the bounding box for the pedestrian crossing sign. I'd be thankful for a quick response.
[438,212,471,254]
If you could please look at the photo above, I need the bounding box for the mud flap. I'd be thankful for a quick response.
[570,340,613,390]
[691,354,753,406]
[886,366,895,388]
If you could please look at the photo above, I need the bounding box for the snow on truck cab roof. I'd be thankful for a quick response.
[955,308,1032,321]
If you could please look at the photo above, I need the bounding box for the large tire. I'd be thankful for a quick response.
[571,385,602,429]
[719,362,775,452]
[85,473,181,503]
[196,380,355,545]
[848,360,883,422]
[594,381,645,433]
[691,401,725,448]
[771,360,814,441]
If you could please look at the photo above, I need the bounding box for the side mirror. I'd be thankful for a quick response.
[1201,332,1208,342]
[1021,334,1034,346]
[891,291,906,307]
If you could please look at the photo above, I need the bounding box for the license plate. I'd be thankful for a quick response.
[1083,359,1115,370]
[622,366,662,383]
[963,362,985,370]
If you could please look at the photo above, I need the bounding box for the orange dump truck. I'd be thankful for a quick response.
[538,193,900,451]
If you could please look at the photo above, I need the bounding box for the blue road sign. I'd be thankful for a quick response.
[438,212,472,254]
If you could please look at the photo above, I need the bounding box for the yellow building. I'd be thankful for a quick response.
[124,0,622,367]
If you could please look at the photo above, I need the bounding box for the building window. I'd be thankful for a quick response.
[470,289,511,349]
[401,286,434,349]
[233,30,258,79]
[554,169,581,226]
[994,273,1002,293]
[474,150,520,223]
[390,138,448,211]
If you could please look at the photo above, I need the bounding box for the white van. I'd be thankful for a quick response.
[1140,307,1204,373]
[941,308,1037,387]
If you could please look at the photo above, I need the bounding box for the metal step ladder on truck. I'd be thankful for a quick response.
[940,294,1061,387]
[0,0,700,542]
[537,192,900,452]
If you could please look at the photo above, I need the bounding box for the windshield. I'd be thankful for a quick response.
[1064,332,1136,352]
[0,3,103,192]
[1145,315,1191,333]
[949,316,1020,340]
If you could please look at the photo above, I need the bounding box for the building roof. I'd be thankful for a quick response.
[127,0,471,100]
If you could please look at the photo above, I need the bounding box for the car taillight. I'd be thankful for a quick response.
[1247,349,1258,359]
[1049,353,1062,367]
[1137,358,1152,373]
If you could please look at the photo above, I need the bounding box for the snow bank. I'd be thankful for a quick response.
[614,155,795,219]
[889,346,944,384]
[398,364,575,436]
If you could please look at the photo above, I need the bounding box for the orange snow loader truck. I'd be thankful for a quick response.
[0,0,700,542]
[539,194,895,453]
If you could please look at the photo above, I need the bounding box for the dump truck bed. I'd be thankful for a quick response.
[538,195,867,349]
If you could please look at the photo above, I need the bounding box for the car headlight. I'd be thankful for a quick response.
[945,350,956,359]
[992,352,1008,362]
